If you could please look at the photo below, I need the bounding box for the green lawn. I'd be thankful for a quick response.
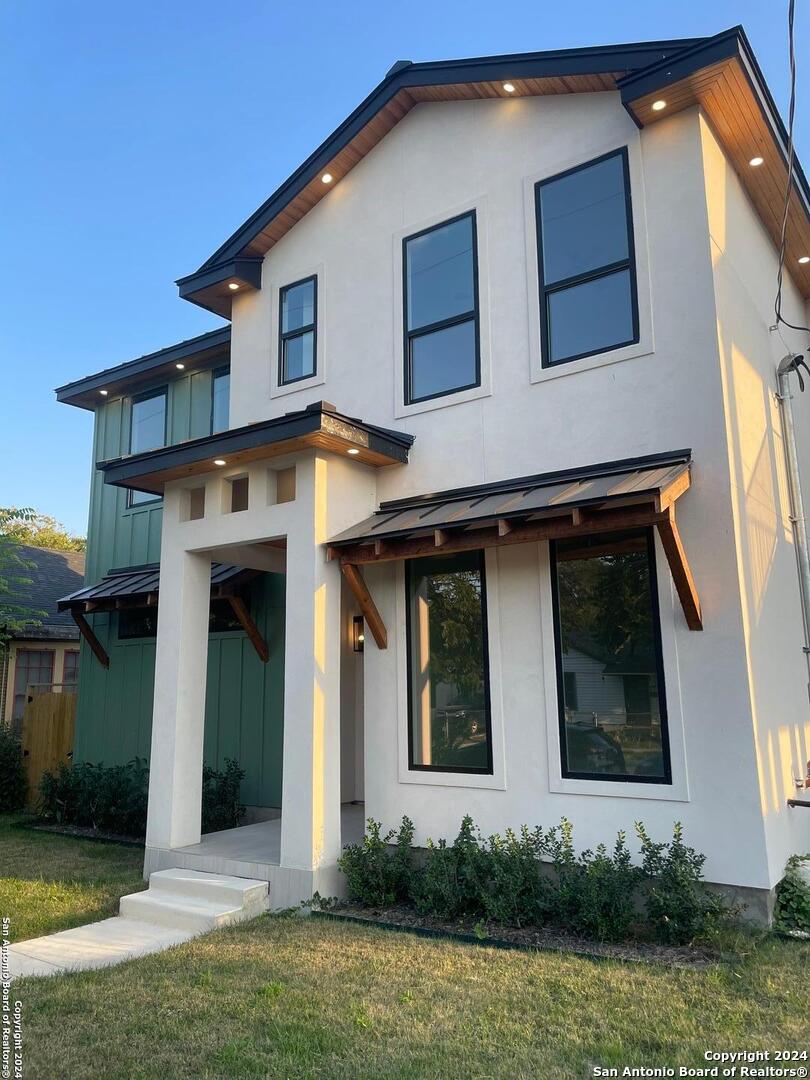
[5,817,809,1079]
[0,813,145,941]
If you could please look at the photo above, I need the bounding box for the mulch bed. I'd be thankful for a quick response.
[316,902,719,968]
[21,821,145,847]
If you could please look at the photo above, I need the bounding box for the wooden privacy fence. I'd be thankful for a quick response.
[20,684,76,808]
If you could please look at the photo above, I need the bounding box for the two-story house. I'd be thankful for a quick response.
[57,27,810,918]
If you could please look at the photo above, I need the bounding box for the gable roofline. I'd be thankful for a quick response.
[178,35,707,291]
[55,326,231,411]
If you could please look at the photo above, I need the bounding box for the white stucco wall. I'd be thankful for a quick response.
[219,90,810,892]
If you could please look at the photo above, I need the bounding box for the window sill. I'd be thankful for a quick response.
[270,371,326,399]
[394,381,491,419]
[530,341,653,385]
[548,774,689,802]
[397,766,506,791]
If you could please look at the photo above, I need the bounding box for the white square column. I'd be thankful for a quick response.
[145,547,212,851]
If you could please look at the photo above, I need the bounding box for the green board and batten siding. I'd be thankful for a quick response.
[75,367,286,809]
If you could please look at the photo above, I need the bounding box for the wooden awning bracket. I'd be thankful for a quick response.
[226,595,269,662]
[72,611,110,669]
[655,506,703,631]
[340,563,388,649]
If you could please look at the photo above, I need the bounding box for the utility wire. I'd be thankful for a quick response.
[775,0,810,337]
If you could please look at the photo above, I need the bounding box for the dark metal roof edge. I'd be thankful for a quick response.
[57,561,256,610]
[96,404,414,487]
[186,37,706,277]
[376,449,692,514]
[56,326,231,407]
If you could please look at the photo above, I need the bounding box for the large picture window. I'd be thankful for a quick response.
[406,550,492,774]
[128,388,167,506]
[535,148,638,367]
[403,211,480,404]
[279,276,317,385]
[550,528,671,784]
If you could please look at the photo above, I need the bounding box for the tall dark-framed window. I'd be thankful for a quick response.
[211,368,230,433]
[118,599,247,640]
[127,387,167,507]
[549,528,671,784]
[535,148,638,367]
[279,276,317,385]
[403,210,480,404]
[405,549,493,774]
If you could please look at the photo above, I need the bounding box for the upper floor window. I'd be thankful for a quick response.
[403,211,479,404]
[535,148,638,367]
[550,528,670,784]
[211,368,230,433]
[128,387,166,506]
[279,276,317,385]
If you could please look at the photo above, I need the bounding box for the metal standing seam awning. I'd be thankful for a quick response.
[58,563,269,667]
[327,450,702,648]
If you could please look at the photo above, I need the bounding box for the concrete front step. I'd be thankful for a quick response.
[147,867,269,908]
[119,869,270,933]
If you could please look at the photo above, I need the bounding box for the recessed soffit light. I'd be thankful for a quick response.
[213,459,227,466]
[798,255,810,265]
[651,99,667,112]
[228,282,240,291]
[321,172,333,184]
[503,82,516,93]
[749,156,764,167]
[175,363,185,370]
[347,448,361,455]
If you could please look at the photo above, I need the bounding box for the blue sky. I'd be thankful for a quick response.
[1,0,807,535]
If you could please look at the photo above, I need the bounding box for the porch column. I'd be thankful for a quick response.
[145,547,211,851]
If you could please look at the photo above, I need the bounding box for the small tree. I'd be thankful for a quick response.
[0,509,85,553]
[0,508,45,650]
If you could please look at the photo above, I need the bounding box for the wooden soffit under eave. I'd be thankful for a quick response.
[238,75,621,260]
[624,55,810,298]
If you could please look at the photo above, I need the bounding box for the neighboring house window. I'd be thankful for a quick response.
[403,211,480,404]
[535,148,638,366]
[128,387,167,506]
[550,528,671,784]
[406,550,492,774]
[279,276,317,385]
[62,649,80,687]
[12,649,54,728]
[211,368,230,433]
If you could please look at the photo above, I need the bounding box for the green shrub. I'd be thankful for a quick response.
[0,725,27,811]
[202,758,246,834]
[546,819,640,941]
[773,855,810,937]
[339,817,414,906]
[636,821,730,944]
[38,756,245,838]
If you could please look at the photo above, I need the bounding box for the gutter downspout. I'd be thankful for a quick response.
[776,353,810,704]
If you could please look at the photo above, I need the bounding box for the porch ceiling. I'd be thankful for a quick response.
[97,401,414,495]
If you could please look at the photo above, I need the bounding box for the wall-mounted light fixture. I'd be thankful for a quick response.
[352,614,365,653]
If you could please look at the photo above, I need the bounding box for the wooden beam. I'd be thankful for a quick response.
[72,611,110,669]
[656,509,703,631]
[227,596,269,662]
[655,468,692,514]
[497,518,513,536]
[434,529,449,547]
[334,505,670,566]
[340,563,388,649]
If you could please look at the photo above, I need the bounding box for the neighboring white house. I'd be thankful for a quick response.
[57,27,810,918]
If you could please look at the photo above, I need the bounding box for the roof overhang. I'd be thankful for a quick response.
[328,449,702,631]
[56,327,231,410]
[176,258,263,319]
[58,562,258,614]
[97,400,414,495]
[619,29,810,295]
[177,26,810,316]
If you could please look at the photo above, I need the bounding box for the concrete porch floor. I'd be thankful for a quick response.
[143,802,366,888]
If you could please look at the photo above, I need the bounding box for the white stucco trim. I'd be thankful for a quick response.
[268,262,326,399]
[394,550,507,791]
[522,135,655,386]
[392,196,493,419]
[539,536,690,802]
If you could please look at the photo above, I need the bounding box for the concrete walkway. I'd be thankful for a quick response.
[7,917,196,979]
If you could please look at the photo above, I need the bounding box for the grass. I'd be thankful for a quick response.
[15,913,810,1079]
[5,818,809,1078]
[0,813,144,941]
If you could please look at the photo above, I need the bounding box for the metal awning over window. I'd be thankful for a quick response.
[328,450,702,639]
[58,563,268,668]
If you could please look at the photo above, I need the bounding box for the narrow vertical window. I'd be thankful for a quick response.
[403,211,479,404]
[211,368,230,433]
[128,388,167,506]
[406,550,492,773]
[550,528,671,784]
[279,276,317,385]
[535,148,638,366]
